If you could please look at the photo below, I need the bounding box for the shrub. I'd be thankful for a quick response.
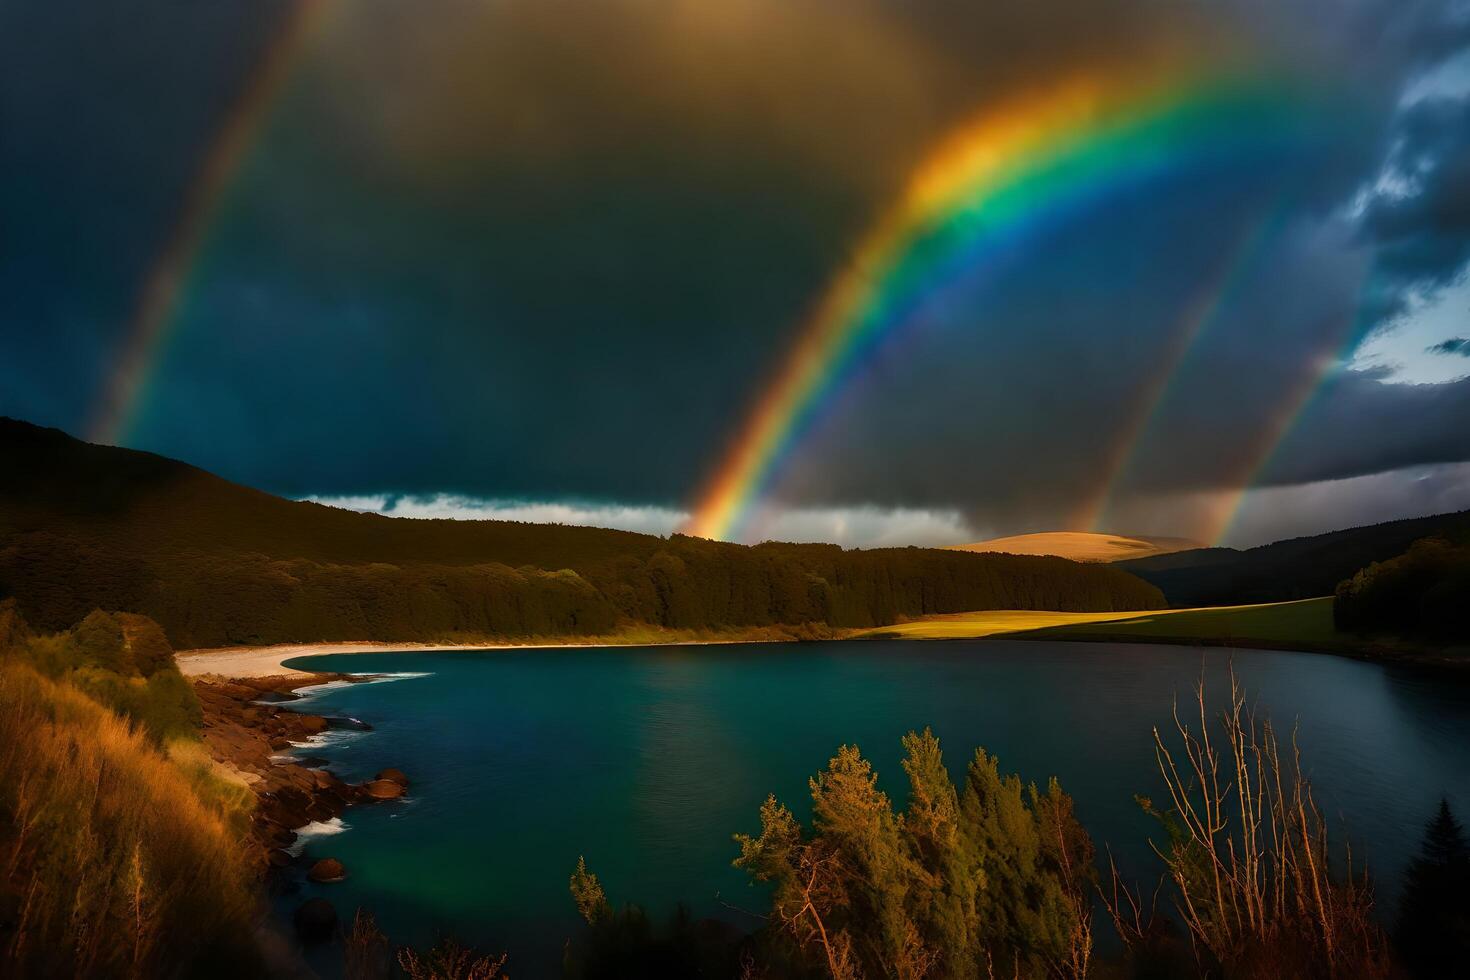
[1,607,202,744]
[1107,670,1393,979]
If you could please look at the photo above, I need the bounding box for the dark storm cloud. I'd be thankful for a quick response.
[1360,93,1470,324]
[772,197,1373,531]
[1429,337,1470,355]
[0,0,296,428]
[1259,370,1470,487]
[2,0,1470,542]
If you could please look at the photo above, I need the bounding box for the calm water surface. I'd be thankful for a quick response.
[278,641,1470,976]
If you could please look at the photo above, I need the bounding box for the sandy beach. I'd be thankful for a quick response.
[173,641,494,679]
[173,634,776,679]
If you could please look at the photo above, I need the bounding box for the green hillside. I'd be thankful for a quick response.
[0,419,1164,648]
[1015,597,1343,648]
[1120,511,1470,606]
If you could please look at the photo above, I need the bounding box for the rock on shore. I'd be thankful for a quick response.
[193,675,408,876]
[307,858,347,883]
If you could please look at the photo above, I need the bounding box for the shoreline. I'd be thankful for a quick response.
[176,633,1470,685]
[175,634,806,679]
[177,641,503,679]
[175,610,1469,682]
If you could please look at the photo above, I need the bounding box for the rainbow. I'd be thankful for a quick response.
[87,0,337,446]
[1076,199,1291,533]
[1208,268,1373,545]
[686,62,1321,542]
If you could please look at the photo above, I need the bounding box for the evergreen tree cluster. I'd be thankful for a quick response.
[733,730,1094,979]
[1397,798,1470,979]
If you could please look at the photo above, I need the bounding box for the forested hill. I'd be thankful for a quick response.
[0,416,659,568]
[0,418,1163,648]
[1118,509,1470,607]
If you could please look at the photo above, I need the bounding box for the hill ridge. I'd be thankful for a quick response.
[0,418,1164,647]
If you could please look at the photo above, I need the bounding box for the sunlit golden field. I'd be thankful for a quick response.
[856,608,1168,639]
[946,531,1203,562]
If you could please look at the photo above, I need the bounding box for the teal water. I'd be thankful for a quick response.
[278,641,1470,976]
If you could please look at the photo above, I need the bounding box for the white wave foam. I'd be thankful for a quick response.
[287,728,367,751]
[288,672,429,705]
[288,679,356,700]
[348,671,433,683]
[287,817,350,857]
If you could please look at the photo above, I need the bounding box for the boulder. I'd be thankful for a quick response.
[376,767,409,787]
[260,789,311,829]
[304,800,335,823]
[293,898,337,943]
[295,714,329,734]
[216,682,260,702]
[307,858,346,883]
[362,779,406,800]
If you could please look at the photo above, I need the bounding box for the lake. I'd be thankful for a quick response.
[278,640,1470,976]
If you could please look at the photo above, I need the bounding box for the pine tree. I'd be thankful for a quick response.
[1397,798,1470,978]
[735,734,1094,979]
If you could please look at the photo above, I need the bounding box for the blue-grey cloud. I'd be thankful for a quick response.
[1429,336,1470,355]
[1359,92,1470,325]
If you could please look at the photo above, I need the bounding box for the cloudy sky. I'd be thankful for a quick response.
[3,0,1469,548]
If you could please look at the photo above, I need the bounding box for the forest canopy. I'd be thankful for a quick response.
[0,420,1163,648]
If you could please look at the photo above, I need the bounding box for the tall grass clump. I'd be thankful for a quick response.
[1109,670,1392,979]
[0,662,260,978]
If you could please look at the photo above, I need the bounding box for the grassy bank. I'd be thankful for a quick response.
[1016,596,1341,646]
[860,597,1470,669]
[860,597,1341,646]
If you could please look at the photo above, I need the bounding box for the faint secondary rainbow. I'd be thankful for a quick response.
[686,61,1319,542]
[1209,260,1375,545]
[87,0,337,446]
[1075,199,1291,533]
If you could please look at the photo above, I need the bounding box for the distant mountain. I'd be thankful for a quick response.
[0,418,1163,647]
[949,531,1204,563]
[1119,511,1470,606]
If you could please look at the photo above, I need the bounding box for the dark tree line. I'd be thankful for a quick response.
[1,418,1163,648]
[1334,536,1470,640]
[1123,509,1470,607]
[0,529,1164,649]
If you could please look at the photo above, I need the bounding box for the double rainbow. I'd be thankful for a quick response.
[88,0,338,445]
[686,61,1321,542]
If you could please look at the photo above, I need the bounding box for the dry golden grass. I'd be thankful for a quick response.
[0,662,259,978]
[947,531,1202,563]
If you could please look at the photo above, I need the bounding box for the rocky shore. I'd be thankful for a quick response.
[193,674,409,897]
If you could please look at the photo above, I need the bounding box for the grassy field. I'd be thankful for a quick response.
[853,608,1191,640]
[857,598,1470,670]
[857,597,1343,648]
[1015,597,1341,645]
